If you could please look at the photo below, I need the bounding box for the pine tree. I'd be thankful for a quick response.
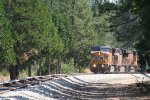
[91,0,118,47]
[70,0,96,70]
[2,0,63,79]
[47,0,96,71]
[0,0,16,76]
[134,0,150,66]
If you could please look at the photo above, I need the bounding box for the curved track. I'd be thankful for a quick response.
[0,74,150,100]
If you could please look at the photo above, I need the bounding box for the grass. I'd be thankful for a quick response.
[0,69,9,76]
[0,69,10,82]
[0,59,88,82]
[61,59,78,74]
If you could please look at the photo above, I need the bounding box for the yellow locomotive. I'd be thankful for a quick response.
[89,45,138,73]
[90,46,112,73]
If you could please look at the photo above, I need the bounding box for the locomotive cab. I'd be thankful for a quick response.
[90,46,112,73]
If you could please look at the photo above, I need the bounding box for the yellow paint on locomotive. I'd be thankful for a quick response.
[90,51,111,73]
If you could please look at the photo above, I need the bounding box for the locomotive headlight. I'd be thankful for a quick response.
[93,64,96,68]
[99,52,100,55]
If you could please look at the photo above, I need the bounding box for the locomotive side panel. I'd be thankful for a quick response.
[112,53,122,66]
[122,50,138,72]
[122,50,138,66]
[133,51,138,66]
[111,48,123,67]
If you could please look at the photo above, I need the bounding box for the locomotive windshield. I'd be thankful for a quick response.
[100,48,110,52]
[91,46,100,51]
[91,46,110,52]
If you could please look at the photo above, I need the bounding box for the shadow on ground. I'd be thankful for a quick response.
[1,76,150,100]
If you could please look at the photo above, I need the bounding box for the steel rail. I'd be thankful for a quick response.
[0,74,68,94]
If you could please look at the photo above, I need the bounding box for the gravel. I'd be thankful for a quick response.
[0,74,150,100]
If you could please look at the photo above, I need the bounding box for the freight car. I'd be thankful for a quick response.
[89,45,138,73]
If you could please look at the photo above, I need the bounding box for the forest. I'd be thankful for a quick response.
[0,0,150,80]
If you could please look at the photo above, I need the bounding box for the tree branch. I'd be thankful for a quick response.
[116,15,140,27]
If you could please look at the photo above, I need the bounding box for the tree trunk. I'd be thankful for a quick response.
[48,56,51,74]
[79,66,81,73]
[28,66,31,77]
[58,55,61,74]
[9,65,16,80]
[48,63,51,74]
[9,64,19,80]
[56,65,58,74]
[15,64,19,79]
[39,60,42,76]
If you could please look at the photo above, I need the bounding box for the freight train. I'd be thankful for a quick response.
[89,45,138,73]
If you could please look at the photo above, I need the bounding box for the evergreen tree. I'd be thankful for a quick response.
[113,0,141,48]
[1,0,63,79]
[134,0,150,66]
[70,0,96,70]
[47,0,96,72]
[91,0,118,47]
[0,0,16,66]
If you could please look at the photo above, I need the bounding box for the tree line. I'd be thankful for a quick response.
[0,0,149,80]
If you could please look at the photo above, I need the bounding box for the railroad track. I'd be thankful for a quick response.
[1,73,150,100]
[0,74,68,94]
[0,73,148,95]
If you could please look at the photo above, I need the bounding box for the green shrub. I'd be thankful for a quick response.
[0,69,9,76]
[61,59,77,74]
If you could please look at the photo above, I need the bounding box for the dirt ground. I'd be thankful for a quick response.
[84,68,92,73]
[0,76,9,82]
